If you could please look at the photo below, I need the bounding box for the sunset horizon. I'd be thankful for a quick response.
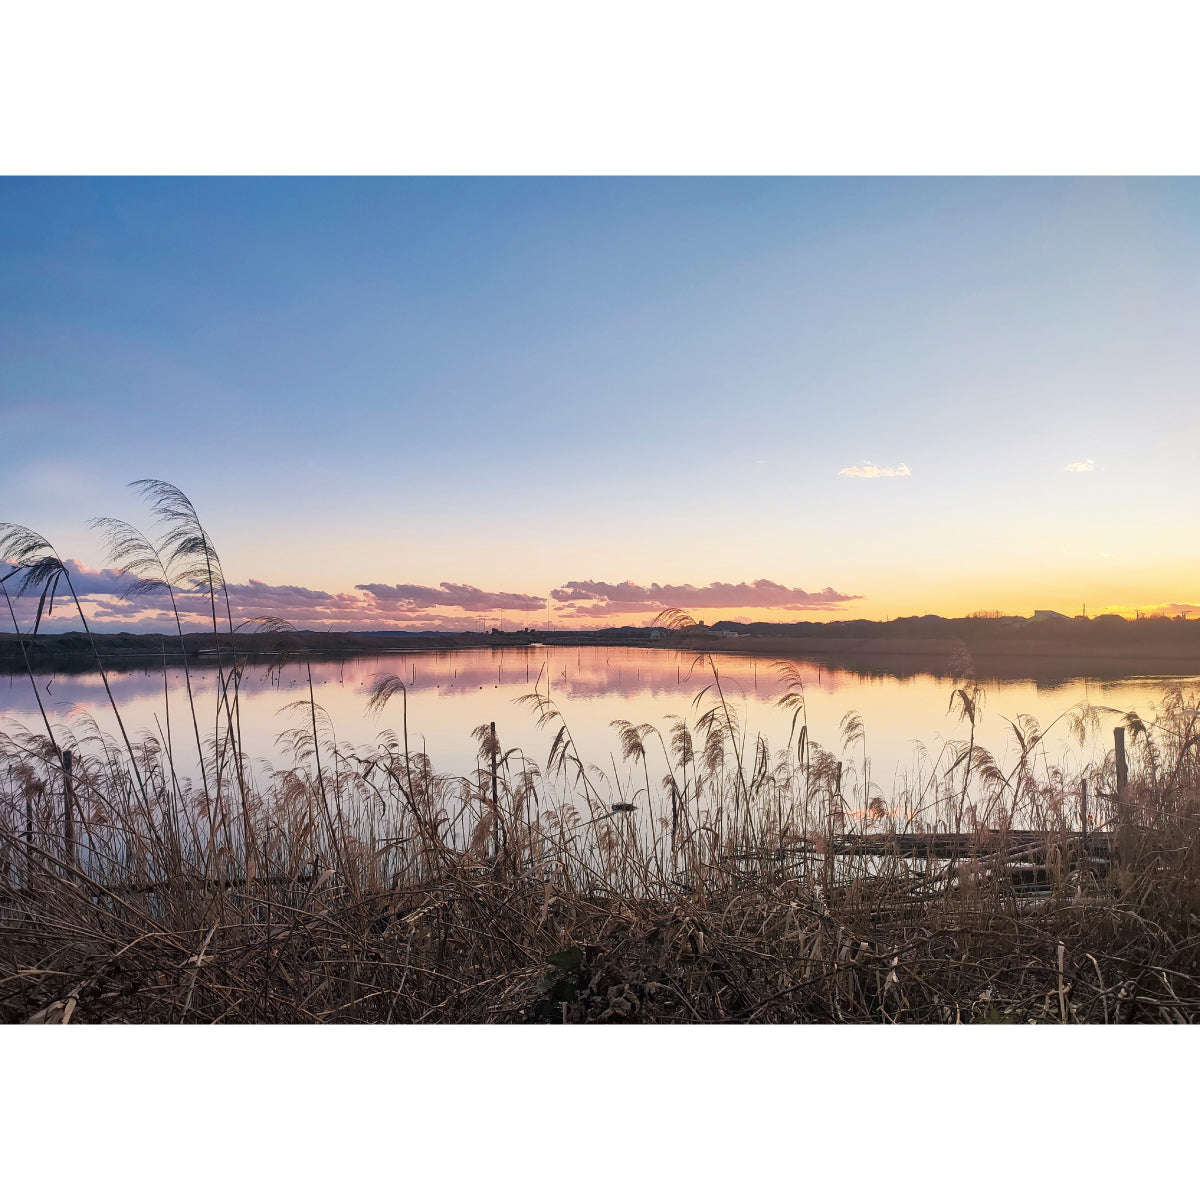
[4,541,1198,636]
[4,177,1199,635]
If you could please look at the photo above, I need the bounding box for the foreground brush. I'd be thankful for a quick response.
[2,485,1199,1022]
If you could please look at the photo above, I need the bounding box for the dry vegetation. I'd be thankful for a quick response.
[2,484,1199,1024]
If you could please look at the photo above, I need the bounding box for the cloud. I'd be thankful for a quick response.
[2,562,860,633]
[227,579,342,604]
[550,579,860,611]
[1139,602,1200,618]
[355,582,546,613]
[1065,459,1096,472]
[554,600,663,617]
[838,461,911,478]
[2,557,142,599]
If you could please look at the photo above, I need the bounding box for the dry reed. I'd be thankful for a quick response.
[2,487,1199,1023]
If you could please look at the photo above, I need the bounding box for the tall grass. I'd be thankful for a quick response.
[2,486,1199,1023]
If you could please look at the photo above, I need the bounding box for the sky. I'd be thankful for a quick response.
[2,176,1199,632]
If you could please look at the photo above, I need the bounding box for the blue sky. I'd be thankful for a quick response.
[3,177,1198,630]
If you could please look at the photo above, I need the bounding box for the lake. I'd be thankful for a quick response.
[3,645,1196,810]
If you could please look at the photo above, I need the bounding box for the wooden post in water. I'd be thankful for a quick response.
[834,761,844,835]
[24,782,34,880]
[825,761,844,894]
[62,749,76,868]
[1114,727,1128,796]
[668,775,678,860]
[490,721,503,856]
[1114,727,1131,866]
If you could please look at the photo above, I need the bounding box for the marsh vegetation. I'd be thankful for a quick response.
[2,485,1199,1023]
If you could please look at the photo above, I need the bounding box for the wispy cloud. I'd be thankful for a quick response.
[1065,459,1096,472]
[3,563,861,632]
[355,582,546,613]
[551,579,860,611]
[2,560,380,631]
[838,461,911,479]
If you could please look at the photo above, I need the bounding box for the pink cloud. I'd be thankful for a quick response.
[2,561,860,633]
[2,557,143,599]
[356,582,547,613]
[550,579,860,610]
[555,600,664,616]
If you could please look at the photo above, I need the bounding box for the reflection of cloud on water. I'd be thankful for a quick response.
[2,668,205,715]
[0,648,933,722]
[3,648,1189,795]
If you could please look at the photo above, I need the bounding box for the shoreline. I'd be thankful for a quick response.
[5,627,1200,684]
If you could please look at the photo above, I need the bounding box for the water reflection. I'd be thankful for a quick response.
[2,646,1197,789]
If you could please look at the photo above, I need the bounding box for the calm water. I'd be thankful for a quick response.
[2,646,1197,801]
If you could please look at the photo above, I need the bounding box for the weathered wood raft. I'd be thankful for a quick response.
[830,830,1114,860]
[721,829,1118,893]
[724,831,1113,861]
